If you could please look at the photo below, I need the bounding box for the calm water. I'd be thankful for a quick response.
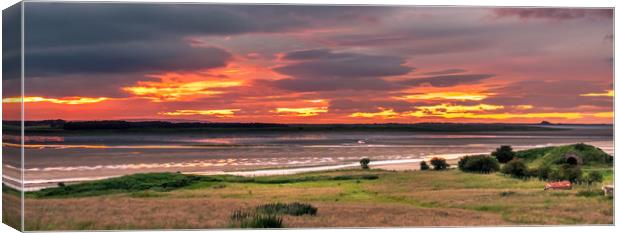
[2,125,613,189]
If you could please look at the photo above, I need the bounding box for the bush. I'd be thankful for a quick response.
[535,165,552,180]
[492,145,516,163]
[238,214,283,228]
[359,158,370,169]
[581,171,603,185]
[420,161,430,170]
[500,159,528,178]
[430,157,449,170]
[458,155,500,173]
[559,164,582,183]
[255,202,317,216]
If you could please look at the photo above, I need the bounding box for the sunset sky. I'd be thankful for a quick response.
[2,4,614,123]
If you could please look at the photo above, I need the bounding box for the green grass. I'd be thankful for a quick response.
[28,171,381,198]
[522,144,612,167]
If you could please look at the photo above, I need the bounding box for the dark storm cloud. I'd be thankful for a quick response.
[25,3,395,48]
[270,77,400,92]
[493,8,613,20]
[270,49,414,91]
[26,42,232,76]
[420,69,467,75]
[2,3,21,82]
[24,3,396,77]
[398,74,494,87]
[275,49,414,78]
[281,49,333,60]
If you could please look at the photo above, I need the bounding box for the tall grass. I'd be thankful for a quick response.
[256,202,318,216]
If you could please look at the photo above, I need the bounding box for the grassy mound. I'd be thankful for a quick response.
[516,143,612,167]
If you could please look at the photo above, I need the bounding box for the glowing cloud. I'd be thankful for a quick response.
[124,80,242,102]
[580,90,614,97]
[400,92,491,101]
[2,96,108,105]
[159,109,240,117]
[349,108,400,118]
[440,112,613,120]
[416,103,504,113]
[275,107,328,116]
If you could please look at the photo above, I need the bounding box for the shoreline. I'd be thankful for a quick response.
[4,141,613,191]
[5,152,471,192]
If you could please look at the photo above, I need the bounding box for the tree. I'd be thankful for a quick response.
[492,145,515,163]
[458,155,500,173]
[580,171,603,190]
[535,164,552,180]
[500,159,528,178]
[359,158,370,169]
[559,164,582,183]
[430,157,449,170]
[420,161,430,170]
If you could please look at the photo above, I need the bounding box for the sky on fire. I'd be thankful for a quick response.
[2,4,614,123]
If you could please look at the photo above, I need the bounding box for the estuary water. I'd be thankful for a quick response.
[2,125,613,190]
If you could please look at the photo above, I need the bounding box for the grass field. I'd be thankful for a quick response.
[15,167,613,230]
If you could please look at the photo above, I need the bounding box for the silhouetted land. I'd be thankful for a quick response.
[2,120,579,134]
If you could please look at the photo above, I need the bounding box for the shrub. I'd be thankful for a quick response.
[458,155,500,173]
[238,214,283,228]
[492,145,516,163]
[500,159,528,178]
[359,158,370,169]
[420,161,430,170]
[255,202,317,216]
[535,164,552,180]
[499,191,516,197]
[430,157,449,170]
[580,170,602,186]
[559,164,582,183]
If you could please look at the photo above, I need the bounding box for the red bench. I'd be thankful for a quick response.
[544,181,572,190]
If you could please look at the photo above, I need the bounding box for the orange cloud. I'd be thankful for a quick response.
[349,108,399,118]
[275,107,328,116]
[580,90,614,97]
[124,80,241,102]
[2,96,108,105]
[348,103,611,121]
[159,109,240,117]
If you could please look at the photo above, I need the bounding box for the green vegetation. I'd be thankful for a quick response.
[492,145,515,163]
[235,214,283,228]
[496,143,612,183]
[256,202,317,216]
[359,158,370,169]
[518,143,612,167]
[229,202,316,228]
[500,159,528,178]
[581,171,603,187]
[420,161,430,170]
[430,157,449,170]
[28,172,380,198]
[32,173,205,198]
[458,155,500,173]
